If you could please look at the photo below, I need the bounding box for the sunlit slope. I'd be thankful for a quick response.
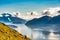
[0,22,30,40]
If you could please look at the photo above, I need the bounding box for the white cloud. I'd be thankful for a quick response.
[12,11,40,20]
[13,24,32,38]
[33,32,39,39]
[42,7,60,17]
[0,7,60,20]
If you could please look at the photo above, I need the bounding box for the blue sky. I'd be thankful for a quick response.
[0,0,60,13]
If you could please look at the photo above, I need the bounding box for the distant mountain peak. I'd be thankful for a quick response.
[25,15,60,29]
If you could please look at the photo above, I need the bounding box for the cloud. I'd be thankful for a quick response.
[42,7,60,17]
[13,24,32,38]
[12,11,40,20]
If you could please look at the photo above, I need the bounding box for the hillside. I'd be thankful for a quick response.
[0,22,30,40]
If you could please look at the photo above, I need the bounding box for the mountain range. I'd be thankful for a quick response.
[25,15,60,31]
[0,13,26,24]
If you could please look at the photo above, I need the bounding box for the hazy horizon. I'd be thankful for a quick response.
[0,0,60,14]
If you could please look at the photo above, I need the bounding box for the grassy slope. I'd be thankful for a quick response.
[0,23,31,40]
